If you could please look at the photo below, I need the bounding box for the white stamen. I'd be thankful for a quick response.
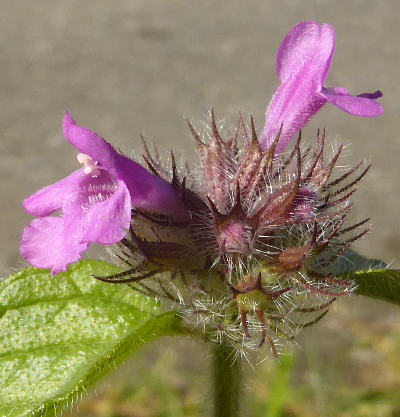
[77,153,101,177]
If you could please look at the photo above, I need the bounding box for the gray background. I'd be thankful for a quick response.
[1,0,399,273]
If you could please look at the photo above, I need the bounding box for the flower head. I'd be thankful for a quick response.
[96,110,371,357]
[20,113,187,275]
[20,21,384,358]
[259,21,383,153]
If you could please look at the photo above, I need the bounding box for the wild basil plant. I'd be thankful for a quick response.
[1,21,397,417]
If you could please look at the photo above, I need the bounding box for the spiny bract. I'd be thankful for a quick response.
[96,110,369,358]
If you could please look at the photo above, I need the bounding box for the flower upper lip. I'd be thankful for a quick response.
[259,21,384,153]
[62,112,189,221]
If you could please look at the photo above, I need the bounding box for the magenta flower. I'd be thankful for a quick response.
[259,21,384,153]
[20,113,188,275]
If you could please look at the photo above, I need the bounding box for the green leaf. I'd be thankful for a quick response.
[0,260,187,417]
[349,269,400,306]
[328,249,400,306]
[328,249,386,275]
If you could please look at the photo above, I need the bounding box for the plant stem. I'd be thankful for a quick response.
[212,342,242,417]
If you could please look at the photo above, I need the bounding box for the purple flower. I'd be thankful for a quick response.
[259,21,384,153]
[20,113,188,275]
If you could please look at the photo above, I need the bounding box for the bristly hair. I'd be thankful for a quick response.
[95,110,369,359]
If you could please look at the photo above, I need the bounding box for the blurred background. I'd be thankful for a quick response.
[1,1,400,416]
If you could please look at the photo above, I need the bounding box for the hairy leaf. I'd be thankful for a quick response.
[329,249,386,274]
[0,261,186,417]
[329,249,400,305]
[349,269,400,306]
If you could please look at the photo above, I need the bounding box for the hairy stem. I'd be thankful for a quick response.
[213,342,242,417]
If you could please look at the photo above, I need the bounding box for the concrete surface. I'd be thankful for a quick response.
[1,0,399,274]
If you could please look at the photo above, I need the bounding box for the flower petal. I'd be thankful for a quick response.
[67,167,118,214]
[260,22,335,152]
[63,112,120,177]
[357,90,383,100]
[80,179,131,245]
[20,217,88,275]
[260,75,327,153]
[320,88,384,117]
[276,21,335,86]
[63,112,189,220]
[23,169,85,217]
